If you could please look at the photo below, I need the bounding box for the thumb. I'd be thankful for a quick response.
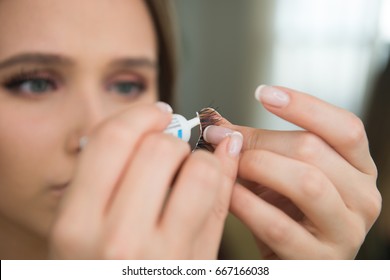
[200,109,260,150]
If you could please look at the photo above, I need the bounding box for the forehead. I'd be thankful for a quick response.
[0,0,156,60]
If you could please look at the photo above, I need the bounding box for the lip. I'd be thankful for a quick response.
[50,182,70,197]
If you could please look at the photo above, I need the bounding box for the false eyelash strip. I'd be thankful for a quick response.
[195,107,223,152]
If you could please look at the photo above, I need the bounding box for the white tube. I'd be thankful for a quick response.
[164,113,200,142]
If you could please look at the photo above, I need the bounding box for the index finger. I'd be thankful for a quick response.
[61,104,173,220]
[227,85,376,175]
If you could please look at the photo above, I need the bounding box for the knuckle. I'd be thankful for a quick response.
[371,163,378,178]
[298,166,328,200]
[343,114,366,146]
[363,188,382,225]
[265,220,291,244]
[212,196,230,222]
[366,160,379,178]
[247,130,262,150]
[295,133,324,162]
[211,202,229,223]
[240,150,266,176]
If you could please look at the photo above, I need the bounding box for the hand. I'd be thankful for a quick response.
[204,86,381,259]
[49,103,243,259]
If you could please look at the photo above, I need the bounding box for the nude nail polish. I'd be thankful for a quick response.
[255,85,290,108]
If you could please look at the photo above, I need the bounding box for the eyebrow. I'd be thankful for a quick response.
[0,53,72,70]
[109,57,157,70]
[0,52,157,71]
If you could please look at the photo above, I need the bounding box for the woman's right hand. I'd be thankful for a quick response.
[49,103,242,259]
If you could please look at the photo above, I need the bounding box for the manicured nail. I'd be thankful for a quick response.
[255,85,290,108]
[228,132,243,157]
[155,101,173,113]
[203,125,235,145]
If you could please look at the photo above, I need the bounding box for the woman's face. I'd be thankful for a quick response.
[0,0,157,238]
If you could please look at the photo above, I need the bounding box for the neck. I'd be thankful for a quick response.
[0,215,48,259]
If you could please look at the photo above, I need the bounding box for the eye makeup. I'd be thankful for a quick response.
[1,68,60,96]
[105,72,147,100]
[0,67,150,101]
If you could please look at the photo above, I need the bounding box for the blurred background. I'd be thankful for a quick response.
[172,0,390,259]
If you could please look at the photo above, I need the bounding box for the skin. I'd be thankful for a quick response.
[0,0,381,260]
[205,86,382,259]
[0,0,241,259]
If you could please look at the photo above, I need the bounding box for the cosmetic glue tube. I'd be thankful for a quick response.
[164,113,200,142]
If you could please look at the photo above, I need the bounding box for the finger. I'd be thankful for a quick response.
[209,86,376,176]
[193,132,243,258]
[62,104,172,220]
[255,85,376,175]
[107,133,191,234]
[239,149,349,238]
[205,126,379,218]
[230,183,322,259]
[161,150,225,247]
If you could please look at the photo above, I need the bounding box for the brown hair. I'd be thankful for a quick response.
[144,0,177,105]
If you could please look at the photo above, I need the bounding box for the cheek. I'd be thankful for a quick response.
[0,107,65,236]
[0,107,62,199]
[0,108,61,184]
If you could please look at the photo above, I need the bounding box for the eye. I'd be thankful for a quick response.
[108,80,146,97]
[17,79,55,93]
[2,72,57,95]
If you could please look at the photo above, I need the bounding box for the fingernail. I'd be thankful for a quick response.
[228,132,243,157]
[79,136,88,149]
[155,101,173,113]
[255,85,290,108]
[203,125,235,145]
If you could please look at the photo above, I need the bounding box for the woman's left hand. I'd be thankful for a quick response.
[204,85,381,259]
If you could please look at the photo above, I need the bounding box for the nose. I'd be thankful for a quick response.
[65,90,108,153]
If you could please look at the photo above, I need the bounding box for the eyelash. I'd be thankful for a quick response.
[106,78,147,98]
[1,69,148,99]
[2,70,58,95]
